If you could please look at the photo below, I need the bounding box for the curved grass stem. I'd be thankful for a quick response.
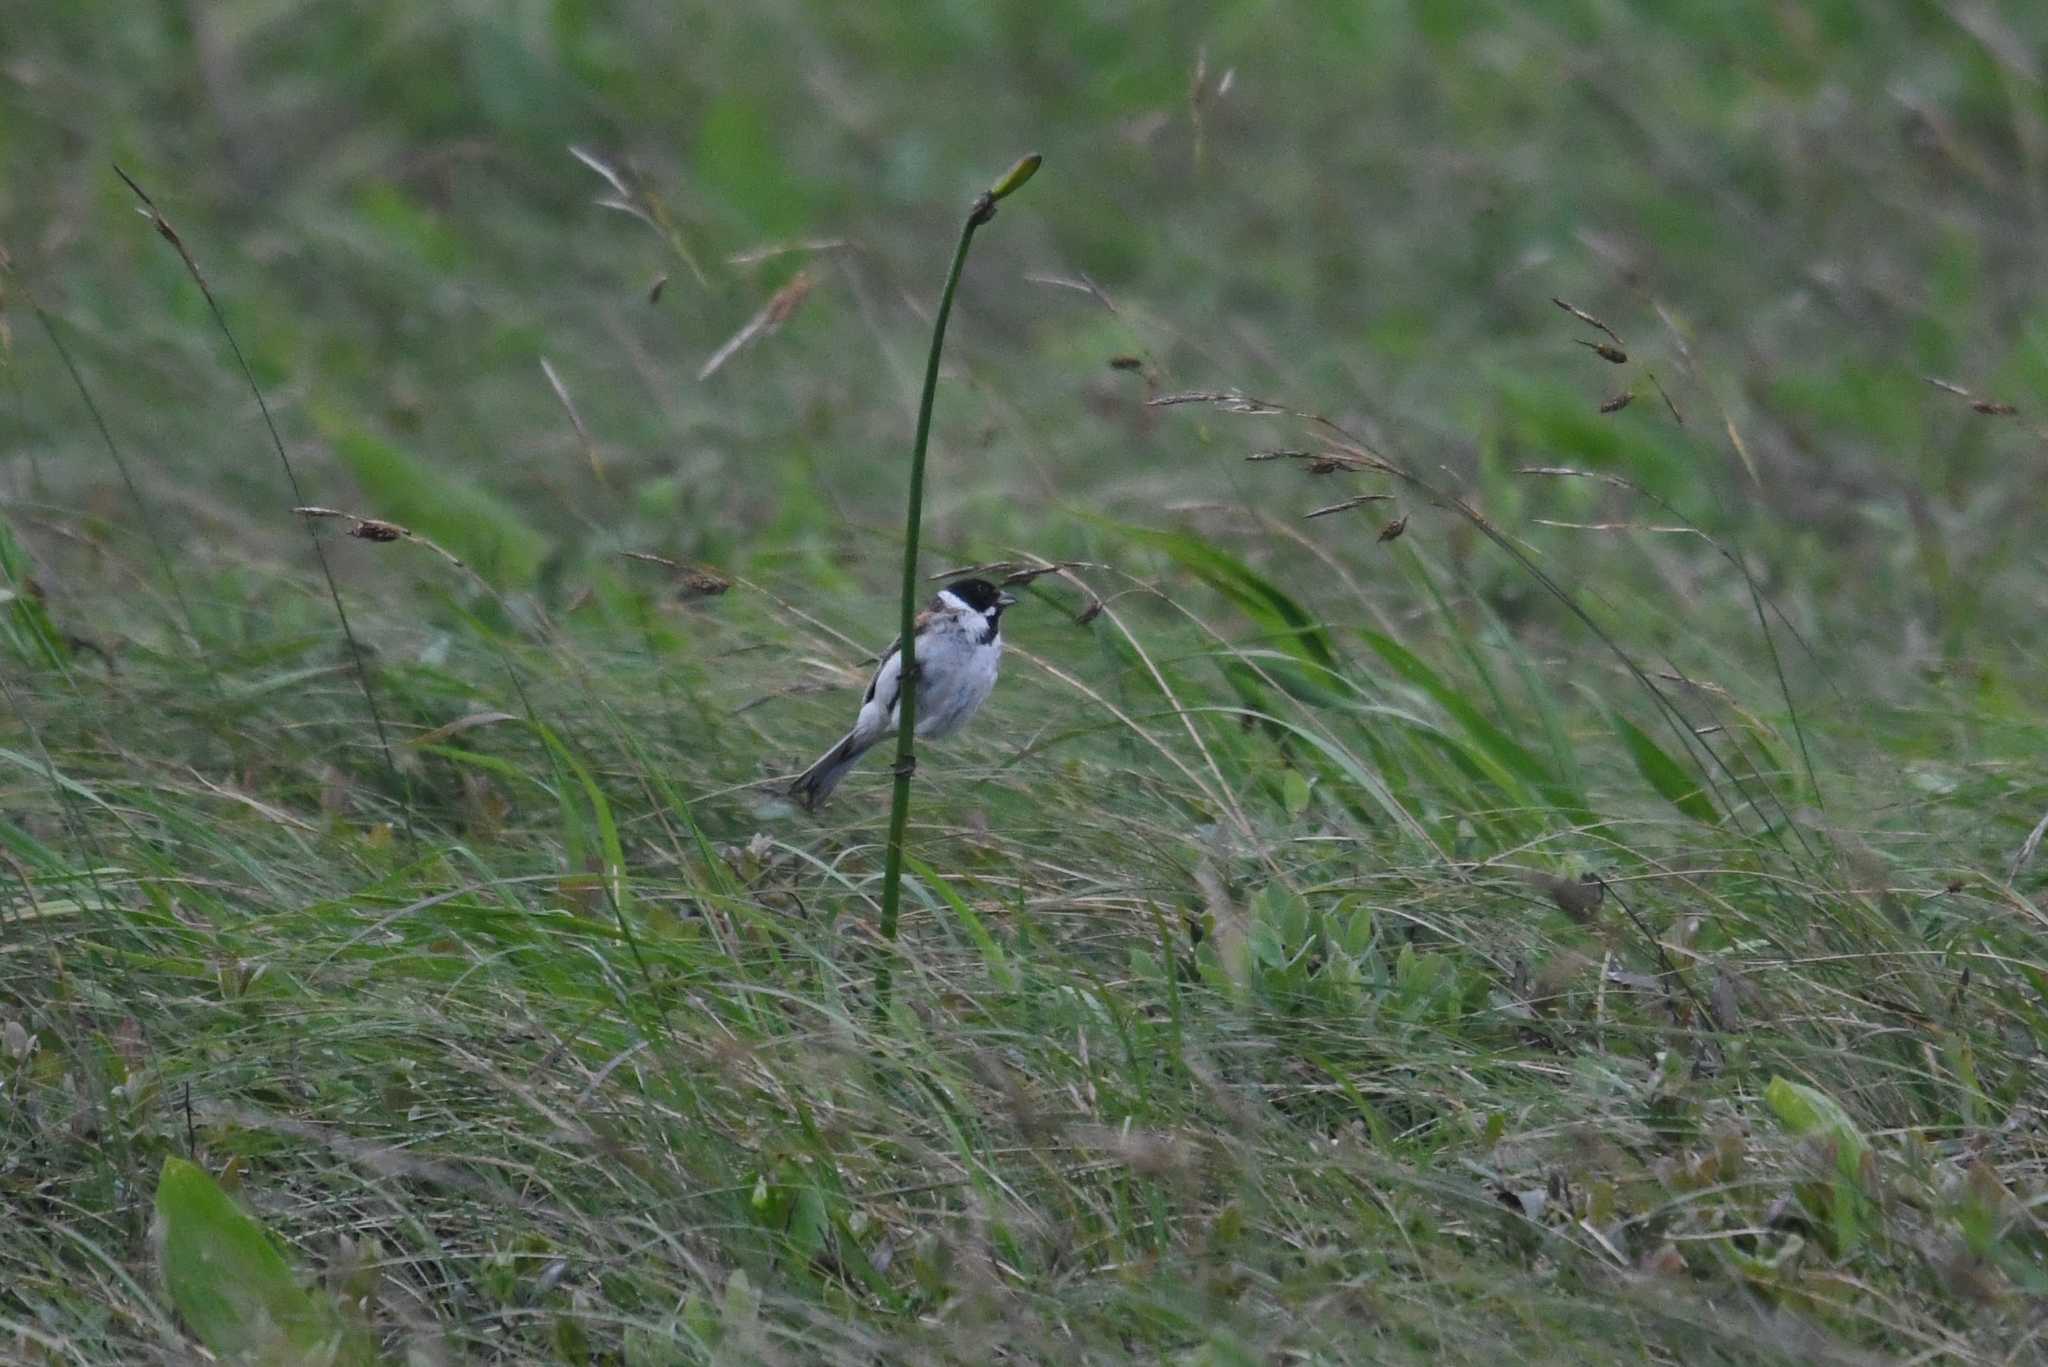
[876,155,1039,1007]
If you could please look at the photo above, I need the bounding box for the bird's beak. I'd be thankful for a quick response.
[996,591,1019,609]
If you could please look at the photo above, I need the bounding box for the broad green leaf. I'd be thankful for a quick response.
[0,516,69,669]
[1764,1076,1873,1253]
[1763,1077,1868,1170]
[903,853,1016,991]
[528,720,629,919]
[155,1157,375,1365]
[1358,629,1562,801]
[319,418,550,586]
[1213,653,1347,720]
[1610,711,1720,825]
[1123,526,1339,671]
[1253,884,1309,943]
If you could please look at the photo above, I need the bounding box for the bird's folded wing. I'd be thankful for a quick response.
[861,607,937,707]
[862,641,902,709]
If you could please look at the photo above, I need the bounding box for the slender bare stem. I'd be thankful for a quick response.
[876,154,1039,1007]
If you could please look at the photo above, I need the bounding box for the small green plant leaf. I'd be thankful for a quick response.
[722,1268,760,1329]
[1726,1232,1805,1281]
[1246,917,1287,970]
[1281,768,1311,816]
[155,1157,374,1365]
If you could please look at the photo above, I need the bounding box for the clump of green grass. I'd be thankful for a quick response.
[6,329,2045,1361]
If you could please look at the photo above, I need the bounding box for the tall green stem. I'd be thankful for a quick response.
[875,154,1039,1006]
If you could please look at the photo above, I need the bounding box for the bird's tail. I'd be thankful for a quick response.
[789,729,874,811]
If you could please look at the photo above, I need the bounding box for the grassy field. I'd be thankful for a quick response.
[5,2,2048,1362]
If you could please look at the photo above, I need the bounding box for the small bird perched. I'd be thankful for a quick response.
[789,576,1017,810]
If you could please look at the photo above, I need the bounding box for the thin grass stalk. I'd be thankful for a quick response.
[0,667,117,934]
[111,166,411,836]
[1291,407,1799,864]
[17,287,223,709]
[876,154,1039,1006]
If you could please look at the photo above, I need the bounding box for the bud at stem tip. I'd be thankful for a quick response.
[989,153,1043,201]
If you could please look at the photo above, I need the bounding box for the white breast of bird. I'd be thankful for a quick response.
[906,607,1001,739]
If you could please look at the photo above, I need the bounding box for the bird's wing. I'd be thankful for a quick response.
[861,608,938,707]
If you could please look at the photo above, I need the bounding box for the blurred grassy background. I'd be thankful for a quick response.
[7,1,2045,630]
[5,2,2048,1363]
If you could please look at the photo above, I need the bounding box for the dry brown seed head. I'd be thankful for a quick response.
[1971,399,2017,416]
[763,270,814,325]
[679,570,733,598]
[698,271,816,380]
[1576,339,1628,364]
[1551,296,1626,348]
[349,519,407,542]
[1377,513,1409,542]
[1529,870,1605,923]
[1599,391,1635,414]
[1108,355,1145,371]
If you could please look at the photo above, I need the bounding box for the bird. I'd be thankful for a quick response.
[789,576,1017,810]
